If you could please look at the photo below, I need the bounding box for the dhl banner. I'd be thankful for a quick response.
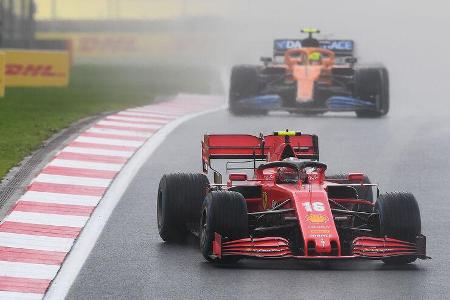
[36,31,224,64]
[37,32,176,62]
[0,52,5,97]
[4,50,70,87]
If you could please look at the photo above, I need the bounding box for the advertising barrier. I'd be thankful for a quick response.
[36,31,223,65]
[37,32,173,62]
[4,50,70,87]
[0,52,5,97]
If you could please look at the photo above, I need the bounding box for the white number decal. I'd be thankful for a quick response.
[302,202,325,212]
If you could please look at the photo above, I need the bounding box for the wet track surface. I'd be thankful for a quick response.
[67,103,450,299]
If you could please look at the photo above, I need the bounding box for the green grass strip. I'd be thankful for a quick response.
[0,64,219,179]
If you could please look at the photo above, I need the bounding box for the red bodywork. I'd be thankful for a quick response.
[202,132,428,260]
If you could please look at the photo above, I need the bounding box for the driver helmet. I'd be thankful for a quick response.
[309,52,322,64]
[283,157,299,162]
[282,157,307,181]
[276,166,298,184]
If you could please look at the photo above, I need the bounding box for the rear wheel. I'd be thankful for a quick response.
[354,67,389,118]
[157,173,209,242]
[200,191,249,262]
[229,65,265,115]
[375,192,421,264]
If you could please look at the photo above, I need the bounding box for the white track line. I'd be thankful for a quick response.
[5,211,88,228]
[62,147,133,158]
[44,103,226,300]
[21,192,101,207]
[0,232,74,252]
[33,174,111,188]
[0,291,43,300]
[49,159,123,172]
[0,261,60,280]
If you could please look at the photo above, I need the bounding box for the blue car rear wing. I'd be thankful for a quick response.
[273,39,355,57]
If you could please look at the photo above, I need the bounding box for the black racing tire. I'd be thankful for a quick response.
[200,191,249,262]
[183,173,211,227]
[375,192,421,264]
[157,173,210,242]
[229,65,265,115]
[354,66,389,118]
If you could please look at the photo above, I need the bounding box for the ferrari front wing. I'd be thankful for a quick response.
[212,233,429,260]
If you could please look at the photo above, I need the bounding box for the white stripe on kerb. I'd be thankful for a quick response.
[97,120,162,129]
[117,111,176,119]
[62,146,134,158]
[106,115,169,124]
[33,174,111,188]
[0,261,60,280]
[87,127,151,138]
[21,191,101,207]
[128,108,182,116]
[75,136,143,147]
[49,159,123,172]
[0,232,74,252]
[5,212,88,228]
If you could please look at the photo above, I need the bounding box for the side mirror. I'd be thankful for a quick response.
[214,171,223,184]
[345,57,358,64]
[260,56,272,65]
[229,173,248,182]
[348,173,364,182]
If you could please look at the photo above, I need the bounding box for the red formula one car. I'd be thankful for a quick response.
[157,131,428,265]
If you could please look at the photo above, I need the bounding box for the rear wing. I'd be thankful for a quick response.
[273,39,354,57]
[202,134,319,173]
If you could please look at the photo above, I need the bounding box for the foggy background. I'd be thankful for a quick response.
[35,0,450,114]
[212,0,448,116]
[216,0,450,114]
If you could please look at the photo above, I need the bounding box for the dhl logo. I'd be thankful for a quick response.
[6,64,66,77]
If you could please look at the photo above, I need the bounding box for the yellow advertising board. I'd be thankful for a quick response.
[4,50,70,87]
[37,32,174,60]
[36,31,222,65]
[0,52,5,97]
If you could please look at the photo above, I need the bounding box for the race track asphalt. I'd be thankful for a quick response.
[67,102,450,299]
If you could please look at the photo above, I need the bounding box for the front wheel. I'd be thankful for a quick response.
[200,191,249,262]
[157,173,209,242]
[354,67,389,118]
[375,192,421,264]
[229,65,266,115]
